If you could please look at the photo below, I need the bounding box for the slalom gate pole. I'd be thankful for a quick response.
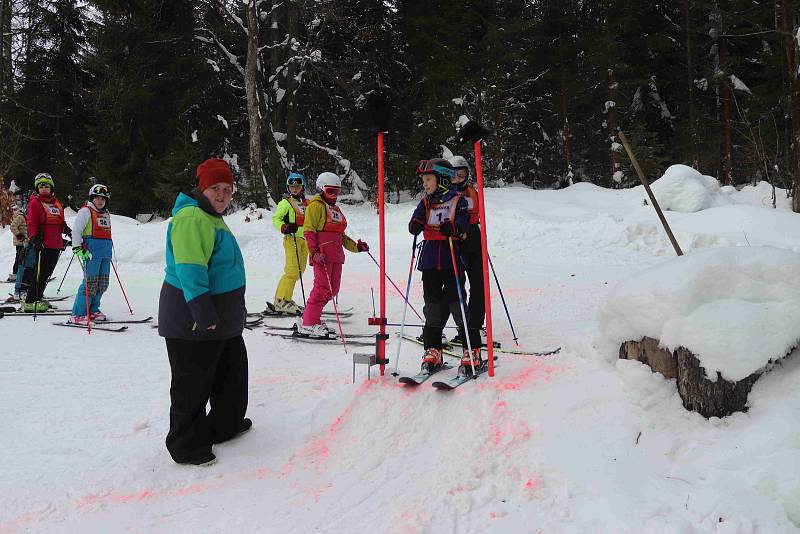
[391,234,418,375]
[487,255,519,345]
[473,140,495,376]
[80,256,91,335]
[365,250,423,321]
[56,253,74,294]
[323,265,348,354]
[448,238,476,376]
[292,234,306,306]
[110,259,134,315]
[376,130,388,375]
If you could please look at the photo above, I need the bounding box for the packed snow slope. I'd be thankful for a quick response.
[1,179,799,533]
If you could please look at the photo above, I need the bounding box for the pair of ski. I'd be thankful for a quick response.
[401,335,561,358]
[263,324,377,347]
[54,316,154,332]
[2,294,72,305]
[252,302,354,319]
[399,361,491,390]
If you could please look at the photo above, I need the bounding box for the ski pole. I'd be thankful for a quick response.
[32,249,41,322]
[392,234,418,376]
[448,238,476,376]
[364,250,423,321]
[79,256,91,335]
[57,253,75,294]
[322,264,348,354]
[292,234,306,306]
[110,259,133,315]
[487,256,519,345]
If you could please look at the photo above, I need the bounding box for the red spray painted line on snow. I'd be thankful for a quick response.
[474,141,495,376]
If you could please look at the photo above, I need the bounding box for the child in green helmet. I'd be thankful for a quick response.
[270,173,309,315]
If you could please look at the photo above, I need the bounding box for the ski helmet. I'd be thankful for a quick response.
[88,183,110,200]
[416,158,455,188]
[34,172,54,189]
[450,155,470,173]
[286,172,306,189]
[316,172,342,193]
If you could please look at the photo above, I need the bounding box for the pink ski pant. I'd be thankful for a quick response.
[302,261,343,326]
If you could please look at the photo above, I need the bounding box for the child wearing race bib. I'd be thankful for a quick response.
[270,172,309,315]
[69,184,113,324]
[407,158,481,372]
[295,172,369,338]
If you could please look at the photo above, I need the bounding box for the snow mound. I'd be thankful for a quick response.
[597,246,800,382]
[650,164,733,212]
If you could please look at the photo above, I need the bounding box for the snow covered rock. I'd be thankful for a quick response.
[600,246,800,417]
[649,164,733,212]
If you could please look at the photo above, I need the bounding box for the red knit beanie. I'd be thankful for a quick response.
[197,158,234,192]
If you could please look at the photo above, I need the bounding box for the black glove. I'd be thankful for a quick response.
[31,235,42,250]
[61,238,70,251]
[281,222,298,235]
[438,221,457,237]
[62,223,72,237]
[456,120,489,144]
[408,219,424,236]
[15,234,25,241]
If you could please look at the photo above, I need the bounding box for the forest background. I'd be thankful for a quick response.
[3,0,800,217]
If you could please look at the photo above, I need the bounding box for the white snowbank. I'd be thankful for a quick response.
[598,246,800,381]
[650,164,733,212]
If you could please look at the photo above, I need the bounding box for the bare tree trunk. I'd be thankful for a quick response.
[683,0,699,168]
[781,0,800,211]
[245,0,265,203]
[265,0,286,202]
[721,39,734,186]
[284,0,298,166]
[0,0,11,95]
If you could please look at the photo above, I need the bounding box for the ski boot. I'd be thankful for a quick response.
[70,315,89,325]
[274,299,303,315]
[421,348,443,373]
[294,317,333,339]
[459,348,484,377]
[90,311,108,322]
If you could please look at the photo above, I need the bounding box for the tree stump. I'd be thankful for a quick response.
[619,337,791,418]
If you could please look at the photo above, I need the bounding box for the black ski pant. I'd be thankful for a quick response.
[10,245,23,275]
[462,248,486,338]
[24,247,60,303]
[421,269,481,351]
[165,335,249,463]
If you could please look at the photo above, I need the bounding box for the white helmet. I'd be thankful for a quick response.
[450,155,469,170]
[316,172,342,191]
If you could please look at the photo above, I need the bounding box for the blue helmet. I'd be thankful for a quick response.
[286,173,305,189]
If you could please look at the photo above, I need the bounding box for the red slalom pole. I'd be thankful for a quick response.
[474,141,495,376]
[111,259,134,315]
[377,131,387,375]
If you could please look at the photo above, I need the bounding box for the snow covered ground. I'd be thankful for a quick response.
[1,174,799,533]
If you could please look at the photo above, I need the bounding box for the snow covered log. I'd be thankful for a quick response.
[619,337,769,418]
[601,246,800,419]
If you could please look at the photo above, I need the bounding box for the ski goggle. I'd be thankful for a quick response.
[416,160,456,178]
[321,185,341,196]
[287,174,305,187]
[90,185,110,197]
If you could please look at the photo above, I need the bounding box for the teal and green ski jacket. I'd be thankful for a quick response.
[158,190,246,340]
